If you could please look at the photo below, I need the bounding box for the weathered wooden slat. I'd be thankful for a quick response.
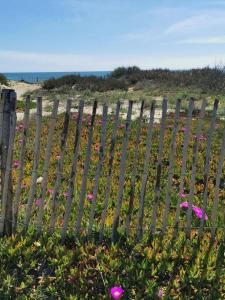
[198,99,219,237]
[0,91,4,187]
[0,109,16,235]
[49,99,72,234]
[73,100,98,238]
[136,100,156,242]
[112,100,133,242]
[60,100,84,240]
[149,99,168,235]
[125,100,144,237]
[185,99,206,237]
[12,95,31,233]
[23,97,42,232]
[87,104,108,237]
[211,121,225,239]
[161,99,181,234]
[99,101,121,241]
[0,90,17,236]
[36,100,59,234]
[173,98,194,233]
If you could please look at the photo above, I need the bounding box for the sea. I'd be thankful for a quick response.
[3,71,111,83]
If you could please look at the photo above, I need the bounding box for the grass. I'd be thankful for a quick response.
[16,100,36,112]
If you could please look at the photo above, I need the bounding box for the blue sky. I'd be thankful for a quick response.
[1,0,225,71]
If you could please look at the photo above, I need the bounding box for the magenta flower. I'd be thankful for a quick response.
[13,160,20,168]
[35,198,42,207]
[110,286,124,299]
[192,206,208,220]
[63,191,69,198]
[158,287,165,298]
[180,201,189,208]
[87,194,94,201]
[180,202,208,220]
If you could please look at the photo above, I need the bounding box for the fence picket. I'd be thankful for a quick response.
[149,99,168,236]
[49,99,72,233]
[36,100,59,234]
[99,101,121,240]
[125,100,144,237]
[13,95,31,233]
[73,101,97,238]
[173,98,194,233]
[112,100,133,242]
[23,97,42,232]
[136,101,156,242]
[87,104,108,238]
[185,99,206,237]
[61,100,84,240]
[0,110,16,235]
[161,99,181,233]
[211,121,225,238]
[198,99,219,237]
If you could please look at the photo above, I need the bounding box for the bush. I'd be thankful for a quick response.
[0,73,8,86]
[110,66,225,93]
[42,75,128,92]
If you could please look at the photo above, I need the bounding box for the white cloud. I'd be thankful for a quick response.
[0,50,225,72]
[178,35,225,44]
[166,11,225,34]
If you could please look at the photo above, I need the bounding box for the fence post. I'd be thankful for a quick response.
[0,89,17,236]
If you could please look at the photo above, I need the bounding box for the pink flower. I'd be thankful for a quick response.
[19,123,24,130]
[35,198,42,207]
[22,183,28,189]
[194,135,206,141]
[192,206,208,220]
[48,189,54,195]
[16,123,24,131]
[18,138,24,144]
[158,287,165,298]
[181,127,187,132]
[56,154,61,160]
[118,124,125,129]
[179,192,188,198]
[110,286,124,299]
[87,194,94,201]
[63,191,69,198]
[97,120,103,125]
[180,201,189,209]
[94,144,100,152]
[13,160,20,168]
[72,112,78,119]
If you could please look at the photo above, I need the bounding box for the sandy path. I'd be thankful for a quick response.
[8,81,41,99]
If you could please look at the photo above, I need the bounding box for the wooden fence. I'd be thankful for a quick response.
[0,89,224,242]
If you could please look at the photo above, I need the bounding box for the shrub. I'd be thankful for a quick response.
[42,75,128,92]
[0,73,8,86]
